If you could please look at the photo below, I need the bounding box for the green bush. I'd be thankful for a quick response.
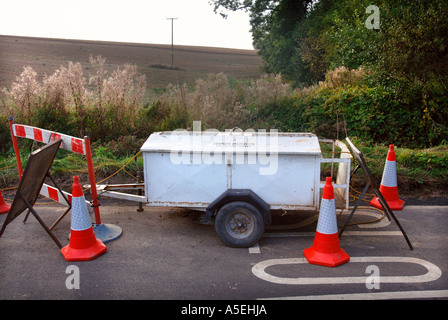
[259,68,446,149]
[0,114,11,154]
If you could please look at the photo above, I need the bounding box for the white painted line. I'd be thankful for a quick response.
[263,231,402,238]
[252,257,442,285]
[249,243,261,254]
[259,290,448,300]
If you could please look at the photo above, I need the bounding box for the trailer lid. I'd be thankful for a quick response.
[140,131,321,155]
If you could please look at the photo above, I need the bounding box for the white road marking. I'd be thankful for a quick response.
[252,257,442,285]
[259,290,448,300]
[249,243,261,254]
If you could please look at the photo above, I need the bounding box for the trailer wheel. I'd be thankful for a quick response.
[215,201,264,248]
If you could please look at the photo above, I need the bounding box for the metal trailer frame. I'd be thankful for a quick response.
[95,133,352,213]
[94,131,352,247]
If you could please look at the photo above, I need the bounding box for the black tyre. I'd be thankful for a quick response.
[214,201,265,248]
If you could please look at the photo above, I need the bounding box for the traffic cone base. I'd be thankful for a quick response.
[61,228,107,261]
[303,232,350,268]
[370,185,405,211]
[0,190,10,215]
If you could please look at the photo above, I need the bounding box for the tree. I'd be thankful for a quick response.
[374,0,448,142]
[210,0,312,81]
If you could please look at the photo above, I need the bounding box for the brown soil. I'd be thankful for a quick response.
[0,35,263,90]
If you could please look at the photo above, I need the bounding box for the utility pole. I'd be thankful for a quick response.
[167,17,178,68]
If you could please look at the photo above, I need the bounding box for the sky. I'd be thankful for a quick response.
[0,0,254,50]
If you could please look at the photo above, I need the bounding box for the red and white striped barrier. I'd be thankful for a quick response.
[8,117,99,221]
[40,183,72,206]
[8,117,123,243]
[39,183,94,214]
[11,124,86,155]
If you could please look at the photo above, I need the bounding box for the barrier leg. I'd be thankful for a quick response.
[8,116,23,179]
[84,135,122,243]
[84,135,101,224]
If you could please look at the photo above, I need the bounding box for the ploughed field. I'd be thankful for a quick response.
[0,35,263,90]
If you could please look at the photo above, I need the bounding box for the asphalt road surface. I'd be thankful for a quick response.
[0,201,447,306]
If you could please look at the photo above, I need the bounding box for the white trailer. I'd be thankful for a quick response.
[96,130,352,247]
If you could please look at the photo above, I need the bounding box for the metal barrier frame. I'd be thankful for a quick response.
[7,116,102,225]
[319,139,352,210]
[342,137,413,251]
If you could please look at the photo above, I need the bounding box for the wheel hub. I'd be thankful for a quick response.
[226,212,254,239]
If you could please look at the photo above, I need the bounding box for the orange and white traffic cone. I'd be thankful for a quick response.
[303,177,350,267]
[370,145,405,211]
[0,190,11,215]
[61,176,107,261]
